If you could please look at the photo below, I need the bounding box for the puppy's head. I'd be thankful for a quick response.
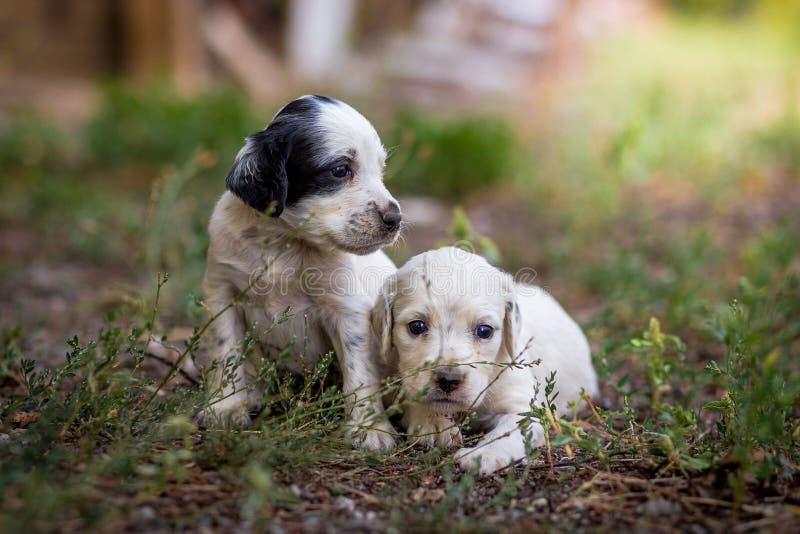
[371,247,521,415]
[226,95,401,254]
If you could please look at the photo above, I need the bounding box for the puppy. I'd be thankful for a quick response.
[371,247,598,474]
[201,95,401,450]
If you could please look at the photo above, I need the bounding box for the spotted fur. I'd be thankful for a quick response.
[201,96,401,451]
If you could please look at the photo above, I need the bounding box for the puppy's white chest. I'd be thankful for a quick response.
[241,292,330,372]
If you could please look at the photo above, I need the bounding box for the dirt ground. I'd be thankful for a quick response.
[102,457,795,533]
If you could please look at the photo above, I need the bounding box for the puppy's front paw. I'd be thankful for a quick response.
[409,423,463,449]
[196,395,252,427]
[455,444,519,476]
[350,419,396,451]
[195,407,252,428]
[404,406,462,449]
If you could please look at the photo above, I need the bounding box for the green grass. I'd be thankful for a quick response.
[386,110,520,199]
[84,82,258,168]
[1,244,796,529]
[1,13,800,531]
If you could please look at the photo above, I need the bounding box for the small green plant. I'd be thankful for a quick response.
[703,273,800,497]
[439,206,501,264]
[524,371,569,471]
[628,318,686,408]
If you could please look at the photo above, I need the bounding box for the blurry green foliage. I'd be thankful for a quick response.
[580,229,718,339]
[667,0,800,20]
[756,113,800,175]
[0,113,69,172]
[665,0,755,16]
[143,150,216,293]
[0,85,263,296]
[740,222,800,286]
[85,83,257,167]
[388,110,519,199]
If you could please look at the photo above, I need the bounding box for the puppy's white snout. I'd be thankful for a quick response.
[434,367,464,394]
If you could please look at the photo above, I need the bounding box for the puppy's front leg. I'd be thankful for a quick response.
[455,414,545,476]
[404,403,462,448]
[199,278,253,425]
[320,299,395,451]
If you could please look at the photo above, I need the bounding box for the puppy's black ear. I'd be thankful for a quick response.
[226,130,289,216]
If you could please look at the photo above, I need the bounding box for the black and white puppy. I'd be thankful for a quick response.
[201,95,401,450]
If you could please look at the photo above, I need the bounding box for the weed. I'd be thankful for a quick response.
[628,318,687,408]
[704,273,800,496]
[441,206,501,265]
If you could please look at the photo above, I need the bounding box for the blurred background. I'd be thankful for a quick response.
[0,0,798,354]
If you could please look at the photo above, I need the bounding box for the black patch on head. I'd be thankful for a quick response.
[225,95,359,216]
[312,94,338,105]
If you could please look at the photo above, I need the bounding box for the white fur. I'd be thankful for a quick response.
[371,247,598,474]
[201,98,399,450]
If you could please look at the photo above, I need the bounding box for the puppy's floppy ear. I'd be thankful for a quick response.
[502,277,522,361]
[226,129,289,216]
[370,276,396,366]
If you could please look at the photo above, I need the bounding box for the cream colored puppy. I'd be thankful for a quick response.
[371,247,598,475]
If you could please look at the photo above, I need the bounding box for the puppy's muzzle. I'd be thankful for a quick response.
[434,368,464,394]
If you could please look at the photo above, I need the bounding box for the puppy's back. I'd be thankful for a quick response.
[515,285,599,410]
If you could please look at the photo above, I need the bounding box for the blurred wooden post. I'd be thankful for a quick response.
[121,0,171,81]
[120,0,208,93]
[171,0,208,94]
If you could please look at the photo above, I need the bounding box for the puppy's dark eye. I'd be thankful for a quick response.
[474,324,494,340]
[407,320,428,336]
[331,164,351,178]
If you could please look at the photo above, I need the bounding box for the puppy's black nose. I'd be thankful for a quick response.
[435,368,463,394]
[380,202,402,230]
